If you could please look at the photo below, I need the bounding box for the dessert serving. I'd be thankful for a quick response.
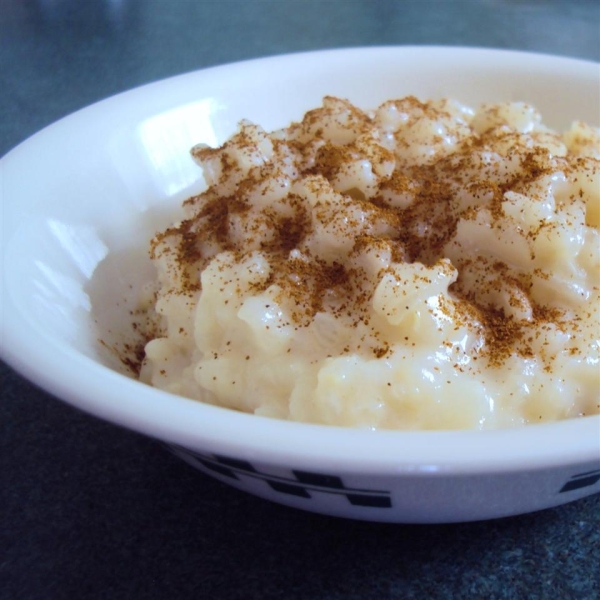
[140,95,600,431]
[3,47,599,521]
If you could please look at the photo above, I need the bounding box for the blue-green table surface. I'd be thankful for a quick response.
[2,1,599,598]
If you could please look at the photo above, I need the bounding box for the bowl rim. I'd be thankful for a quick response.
[2,45,599,475]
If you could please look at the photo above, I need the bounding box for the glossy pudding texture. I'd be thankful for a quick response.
[140,96,600,430]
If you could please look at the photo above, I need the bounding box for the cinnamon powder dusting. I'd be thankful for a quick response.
[140,96,599,429]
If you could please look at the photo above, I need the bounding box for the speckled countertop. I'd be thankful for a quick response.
[2,1,599,598]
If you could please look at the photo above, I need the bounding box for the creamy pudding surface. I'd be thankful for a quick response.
[140,96,600,430]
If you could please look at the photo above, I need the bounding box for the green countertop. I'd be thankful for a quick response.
[2,1,599,598]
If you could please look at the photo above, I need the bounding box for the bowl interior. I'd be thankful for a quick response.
[2,47,599,469]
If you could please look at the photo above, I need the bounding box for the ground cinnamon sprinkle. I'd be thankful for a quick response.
[141,96,599,429]
[150,98,596,364]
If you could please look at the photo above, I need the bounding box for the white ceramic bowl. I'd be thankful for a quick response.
[2,47,599,523]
